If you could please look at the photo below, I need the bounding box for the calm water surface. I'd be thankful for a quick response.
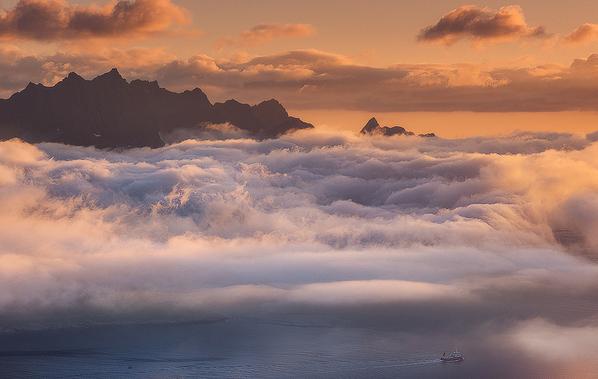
[0,318,595,378]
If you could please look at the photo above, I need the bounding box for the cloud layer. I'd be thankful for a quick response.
[418,5,546,44]
[0,0,187,40]
[153,51,598,112]
[6,46,598,112]
[1,131,598,334]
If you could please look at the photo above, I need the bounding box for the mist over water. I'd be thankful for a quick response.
[1,129,598,377]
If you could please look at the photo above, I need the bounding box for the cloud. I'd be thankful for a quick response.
[418,5,547,44]
[153,51,598,112]
[565,23,598,44]
[509,319,598,361]
[0,45,174,97]
[0,0,188,41]
[1,132,598,332]
[161,123,251,143]
[6,48,598,112]
[216,23,315,49]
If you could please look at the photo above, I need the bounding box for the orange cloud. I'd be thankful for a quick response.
[418,5,547,45]
[154,51,598,112]
[565,23,598,44]
[0,45,175,96]
[216,23,315,49]
[0,0,188,41]
[6,47,598,112]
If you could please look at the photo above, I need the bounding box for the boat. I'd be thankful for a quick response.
[441,351,464,362]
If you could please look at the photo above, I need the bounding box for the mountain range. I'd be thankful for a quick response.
[0,69,313,148]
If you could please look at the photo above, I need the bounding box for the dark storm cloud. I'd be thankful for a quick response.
[0,0,187,41]
[417,5,547,44]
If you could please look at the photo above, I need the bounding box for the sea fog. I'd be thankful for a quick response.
[1,128,598,377]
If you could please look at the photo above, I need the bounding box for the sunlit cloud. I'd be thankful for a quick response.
[565,23,598,44]
[418,5,547,45]
[154,51,598,112]
[0,0,189,41]
[6,47,598,112]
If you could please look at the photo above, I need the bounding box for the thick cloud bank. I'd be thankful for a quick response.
[1,130,598,368]
[7,47,598,112]
[0,0,187,41]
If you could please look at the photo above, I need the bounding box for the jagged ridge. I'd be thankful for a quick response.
[0,68,313,148]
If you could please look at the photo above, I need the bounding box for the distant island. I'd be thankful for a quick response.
[360,117,435,138]
[0,69,313,148]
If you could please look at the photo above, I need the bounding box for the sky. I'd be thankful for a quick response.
[6,0,598,64]
[171,0,598,66]
[2,0,598,135]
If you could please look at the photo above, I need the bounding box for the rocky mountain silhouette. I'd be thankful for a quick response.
[360,117,435,137]
[0,69,313,148]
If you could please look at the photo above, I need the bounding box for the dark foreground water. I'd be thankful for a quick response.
[1,317,595,378]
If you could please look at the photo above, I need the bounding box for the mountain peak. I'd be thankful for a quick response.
[360,117,380,134]
[24,82,38,90]
[57,72,85,87]
[107,68,121,77]
[130,79,160,90]
[258,98,283,106]
[360,117,434,137]
[187,87,206,95]
[66,72,84,81]
[93,68,125,82]
[253,99,289,126]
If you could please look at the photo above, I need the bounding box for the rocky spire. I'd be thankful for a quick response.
[360,117,380,134]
